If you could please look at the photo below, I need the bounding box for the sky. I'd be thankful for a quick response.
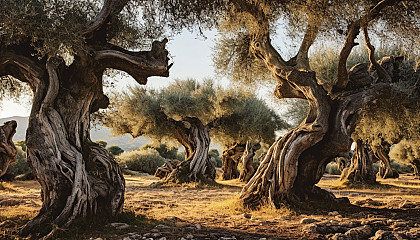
[0,30,223,118]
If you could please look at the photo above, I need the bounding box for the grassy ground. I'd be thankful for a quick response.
[0,173,419,239]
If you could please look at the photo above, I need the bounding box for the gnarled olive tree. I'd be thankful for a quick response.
[0,0,170,237]
[212,0,419,208]
[0,121,17,177]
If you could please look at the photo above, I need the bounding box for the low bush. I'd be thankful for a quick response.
[6,146,29,177]
[325,162,341,175]
[117,148,166,175]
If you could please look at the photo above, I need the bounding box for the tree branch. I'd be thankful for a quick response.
[94,39,171,84]
[335,0,400,90]
[0,51,44,91]
[295,15,320,70]
[362,26,392,83]
[274,79,306,99]
[82,0,129,38]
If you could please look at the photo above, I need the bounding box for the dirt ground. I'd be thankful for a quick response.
[1,173,419,239]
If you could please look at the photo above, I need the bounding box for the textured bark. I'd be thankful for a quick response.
[155,159,181,179]
[336,156,350,172]
[0,3,170,235]
[340,140,376,184]
[413,160,420,179]
[221,143,245,180]
[165,118,215,183]
[238,19,392,208]
[373,144,399,179]
[0,121,17,177]
[239,142,260,182]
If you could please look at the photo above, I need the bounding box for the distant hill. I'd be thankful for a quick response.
[0,116,149,151]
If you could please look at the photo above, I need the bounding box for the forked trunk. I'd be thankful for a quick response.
[165,118,215,183]
[335,156,350,172]
[239,31,391,208]
[340,140,376,184]
[239,142,260,182]
[21,59,125,236]
[373,144,399,179]
[0,121,17,177]
[221,143,245,180]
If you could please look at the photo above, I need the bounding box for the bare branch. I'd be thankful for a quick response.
[82,0,129,38]
[362,26,392,83]
[94,39,170,84]
[295,15,320,70]
[335,0,400,90]
[0,51,43,90]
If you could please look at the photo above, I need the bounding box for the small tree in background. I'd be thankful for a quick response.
[212,92,289,180]
[105,79,286,183]
[107,145,124,156]
[94,141,108,148]
[142,143,178,160]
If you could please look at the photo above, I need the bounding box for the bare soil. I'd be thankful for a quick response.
[1,173,419,239]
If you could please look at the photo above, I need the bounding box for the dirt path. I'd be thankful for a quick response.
[1,174,419,239]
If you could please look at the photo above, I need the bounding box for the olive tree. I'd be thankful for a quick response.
[0,0,172,236]
[211,0,419,208]
[0,121,17,177]
[105,79,286,183]
[212,93,289,180]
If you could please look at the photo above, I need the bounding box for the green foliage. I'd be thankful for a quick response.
[209,148,222,167]
[117,149,166,175]
[141,143,178,159]
[14,140,26,152]
[105,79,287,147]
[6,146,29,177]
[107,145,124,156]
[389,140,420,167]
[94,140,108,148]
[325,162,341,175]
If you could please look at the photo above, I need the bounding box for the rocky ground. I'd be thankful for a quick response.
[1,174,419,240]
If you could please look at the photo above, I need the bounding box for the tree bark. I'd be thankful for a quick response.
[165,118,216,183]
[1,38,170,239]
[19,58,125,237]
[239,142,260,182]
[0,121,17,177]
[412,160,420,179]
[335,155,350,172]
[221,143,245,180]
[340,140,376,184]
[238,32,392,208]
[373,144,399,179]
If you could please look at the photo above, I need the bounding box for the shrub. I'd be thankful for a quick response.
[117,148,166,175]
[6,146,29,177]
[209,149,222,167]
[141,143,178,159]
[107,145,124,156]
[325,162,341,175]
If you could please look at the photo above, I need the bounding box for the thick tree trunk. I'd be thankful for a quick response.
[221,143,245,180]
[239,142,260,182]
[165,118,215,183]
[373,144,399,179]
[340,140,376,184]
[0,121,17,177]
[238,31,392,208]
[20,59,125,237]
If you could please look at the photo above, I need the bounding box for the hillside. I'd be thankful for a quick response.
[0,116,148,151]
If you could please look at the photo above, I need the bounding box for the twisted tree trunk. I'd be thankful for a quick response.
[373,144,399,179]
[1,38,170,239]
[239,142,260,182]
[413,160,420,179]
[335,155,350,172]
[221,143,245,180]
[0,121,17,177]
[165,117,215,183]
[340,140,376,184]
[20,58,125,236]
